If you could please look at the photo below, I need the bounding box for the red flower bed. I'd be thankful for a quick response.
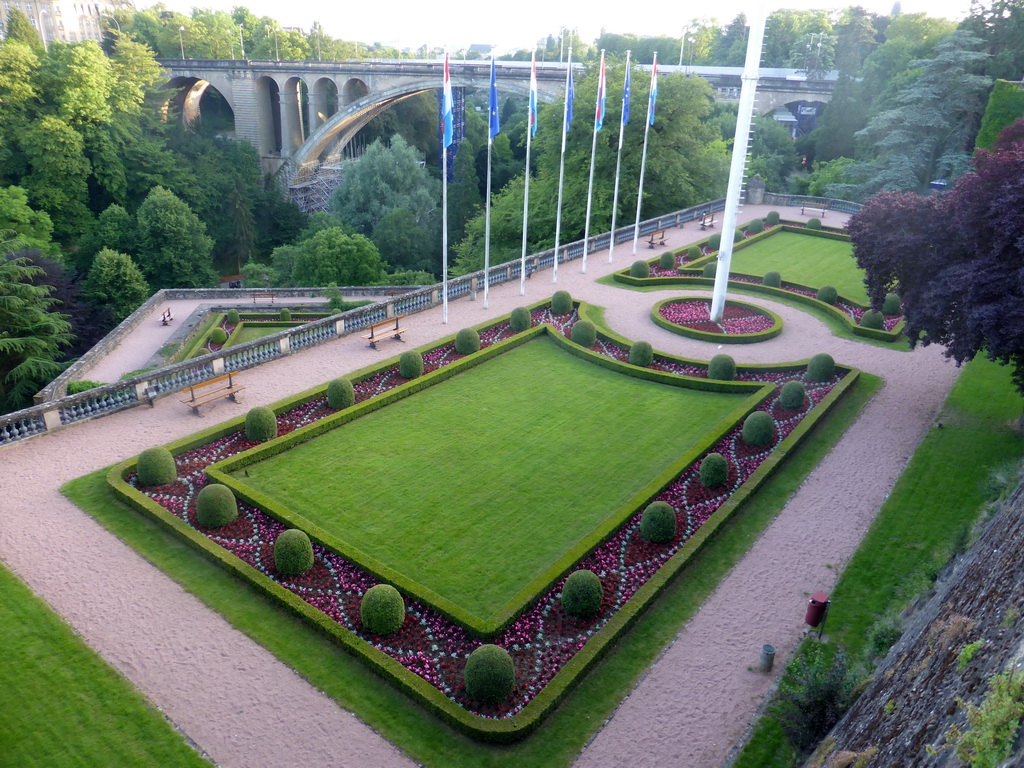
[659,299,777,336]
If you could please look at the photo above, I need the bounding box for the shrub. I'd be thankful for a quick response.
[137,447,176,486]
[551,290,573,314]
[327,378,355,409]
[226,309,240,324]
[807,353,835,382]
[630,260,651,278]
[777,645,857,751]
[780,380,806,410]
[629,340,654,367]
[742,411,775,447]
[702,262,718,279]
[274,529,314,576]
[860,310,884,330]
[279,308,292,321]
[882,292,902,316]
[659,251,675,270]
[868,614,903,659]
[748,218,764,234]
[67,380,104,395]
[561,569,603,618]
[699,453,729,488]
[570,320,597,347]
[245,406,278,442]
[196,483,238,528]
[510,306,532,332]
[708,353,736,381]
[762,270,782,288]
[360,584,406,635]
[708,233,722,251]
[816,285,838,305]
[639,501,677,543]
[687,245,701,261]
[766,210,780,226]
[209,327,228,345]
[455,327,481,355]
[399,350,424,379]
[806,217,822,230]
[734,228,745,242]
[464,645,515,704]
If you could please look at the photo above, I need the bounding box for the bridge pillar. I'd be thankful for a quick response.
[280,78,305,156]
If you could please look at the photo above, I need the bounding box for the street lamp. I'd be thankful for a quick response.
[179,26,185,59]
[239,24,245,59]
[679,27,686,67]
[686,36,695,74]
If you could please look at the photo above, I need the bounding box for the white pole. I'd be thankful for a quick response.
[442,147,449,324]
[710,6,766,322]
[582,50,605,274]
[553,48,573,283]
[520,53,537,296]
[632,53,657,257]
[609,50,631,263]
[484,122,493,309]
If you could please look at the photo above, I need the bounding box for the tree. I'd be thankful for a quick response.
[134,186,216,289]
[747,116,801,191]
[449,141,482,249]
[83,248,150,323]
[372,208,434,274]
[0,185,56,254]
[290,228,386,286]
[19,116,93,241]
[76,203,136,274]
[3,9,43,52]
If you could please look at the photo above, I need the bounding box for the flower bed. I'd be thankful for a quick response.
[652,298,783,343]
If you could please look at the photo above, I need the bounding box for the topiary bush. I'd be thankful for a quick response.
[708,353,736,381]
[464,644,515,704]
[748,218,765,234]
[687,245,702,261]
[659,251,675,270]
[360,584,406,635]
[279,308,292,321]
[510,306,531,332]
[708,233,722,251]
[196,483,238,528]
[209,327,228,345]
[274,529,314,576]
[807,217,822,230]
[639,501,677,543]
[327,378,355,409]
[551,290,573,314]
[699,453,729,488]
[742,411,775,447]
[702,261,718,279]
[630,260,651,278]
[245,406,278,442]
[763,270,782,288]
[780,380,806,410]
[766,210,780,226]
[734,228,745,242]
[570,320,597,347]
[455,327,481,355]
[399,350,424,379]
[816,285,838,305]
[807,353,835,383]
[137,447,176,486]
[629,340,654,367]
[882,293,902,316]
[561,569,603,618]
[226,309,240,324]
[860,310,884,330]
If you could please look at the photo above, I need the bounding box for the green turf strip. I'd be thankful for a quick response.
[234,337,749,623]
[0,563,210,767]
[230,323,291,346]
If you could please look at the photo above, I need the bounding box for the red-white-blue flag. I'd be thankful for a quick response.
[647,54,658,126]
[594,51,607,131]
[488,56,500,140]
[528,53,538,137]
[442,52,454,148]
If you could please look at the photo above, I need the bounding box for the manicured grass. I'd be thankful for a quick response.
[63,372,879,768]
[230,323,290,346]
[0,563,210,767]
[235,337,750,623]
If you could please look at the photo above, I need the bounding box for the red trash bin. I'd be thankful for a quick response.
[805,591,829,628]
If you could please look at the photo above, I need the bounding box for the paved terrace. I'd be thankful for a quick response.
[0,205,958,767]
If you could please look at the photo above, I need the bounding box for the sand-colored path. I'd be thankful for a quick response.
[0,206,958,768]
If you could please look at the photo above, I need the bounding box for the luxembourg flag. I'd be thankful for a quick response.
[442,52,454,148]
[594,51,607,131]
[528,53,538,137]
[648,54,658,126]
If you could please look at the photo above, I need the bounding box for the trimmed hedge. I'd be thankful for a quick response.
[807,217,823,230]
[570,320,597,347]
[766,210,780,226]
[860,310,884,330]
[748,218,764,234]
[708,354,737,381]
[762,271,781,288]
[780,380,806,410]
[464,645,516,704]
[816,285,838,305]
[630,260,651,278]
[882,293,901,316]
[279,308,292,321]
[360,584,406,635]
[226,309,240,324]
[210,327,228,345]
[629,341,654,367]
[399,350,424,379]
[456,328,481,355]
[699,453,729,488]
[742,411,775,447]
[807,353,836,383]
[687,245,702,261]
[659,252,675,270]
[510,306,532,332]
[551,290,573,314]
[274,529,314,576]
[639,501,677,543]
[708,233,722,251]
[327,378,355,410]
[245,406,278,442]
[137,447,176,486]
[561,569,603,619]
[702,262,718,279]
[196,483,238,528]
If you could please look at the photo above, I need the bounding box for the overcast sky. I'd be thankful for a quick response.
[144,0,973,53]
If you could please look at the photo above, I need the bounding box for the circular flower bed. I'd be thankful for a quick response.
[652,298,783,343]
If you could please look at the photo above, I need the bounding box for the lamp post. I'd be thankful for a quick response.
[679,27,686,66]
[239,24,245,59]
[686,37,695,74]
[179,26,185,59]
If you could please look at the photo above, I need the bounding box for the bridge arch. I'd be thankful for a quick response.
[164,76,235,132]
[310,77,338,133]
[342,78,368,105]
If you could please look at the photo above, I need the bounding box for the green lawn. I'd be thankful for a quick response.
[230,323,290,346]
[234,337,751,624]
[728,232,867,304]
[0,563,210,767]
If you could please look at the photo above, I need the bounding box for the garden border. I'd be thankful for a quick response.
[651,297,784,344]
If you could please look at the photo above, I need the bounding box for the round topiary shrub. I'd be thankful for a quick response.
[630,259,651,278]
[274,529,314,576]
[702,261,718,279]
[209,327,228,345]
[551,290,573,314]
[687,245,702,261]
[816,285,838,305]
[629,340,654,367]
[779,380,806,410]
[327,378,355,410]
[708,353,736,381]
[561,569,603,618]
[464,644,515,704]
[807,352,835,383]
[639,501,677,543]
[762,270,782,288]
[137,447,176,487]
[245,406,278,442]
[807,217,822,230]
[360,584,406,635]
[570,320,597,347]
[279,308,292,321]
[659,251,676,270]
[882,293,902,316]
[699,453,729,488]
[399,350,424,379]
[734,228,745,242]
[226,309,240,324]
[510,306,532,332]
[196,483,238,528]
[742,411,775,447]
[860,309,884,330]
[765,210,780,226]
[708,233,722,251]
[455,327,481,355]
[748,218,765,234]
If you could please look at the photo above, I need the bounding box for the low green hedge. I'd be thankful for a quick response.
[651,298,784,344]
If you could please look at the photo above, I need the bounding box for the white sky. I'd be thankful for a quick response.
[144,0,973,53]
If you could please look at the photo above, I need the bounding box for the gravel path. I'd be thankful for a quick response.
[0,205,958,767]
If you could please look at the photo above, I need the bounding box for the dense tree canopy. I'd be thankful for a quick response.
[134,186,216,289]
[290,228,386,286]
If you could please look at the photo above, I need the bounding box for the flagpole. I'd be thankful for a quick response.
[632,52,657,257]
[553,47,572,283]
[582,49,605,274]
[609,50,631,263]
[441,52,453,324]
[484,56,497,309]
[520,52,537,296]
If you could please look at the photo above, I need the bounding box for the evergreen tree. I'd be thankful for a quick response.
[3,9,44,52]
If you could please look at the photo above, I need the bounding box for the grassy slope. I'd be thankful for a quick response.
[0,563,210,768]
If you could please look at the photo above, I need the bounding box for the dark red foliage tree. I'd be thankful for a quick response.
[848,143,1024,398]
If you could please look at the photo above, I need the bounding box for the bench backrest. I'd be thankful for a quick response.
[187,374,234,392]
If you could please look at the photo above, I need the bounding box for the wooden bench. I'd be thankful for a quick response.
[160,308,174,326]
[362,316,407,350]
[647,229,668,248]
[700,212,716,230]
[178,373,245,415]
[251,291,277,304]
[801,202,828,217]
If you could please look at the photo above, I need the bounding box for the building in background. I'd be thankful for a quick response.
[1,0,118,46]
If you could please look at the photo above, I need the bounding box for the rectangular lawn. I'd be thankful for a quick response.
[233,336,751,625]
